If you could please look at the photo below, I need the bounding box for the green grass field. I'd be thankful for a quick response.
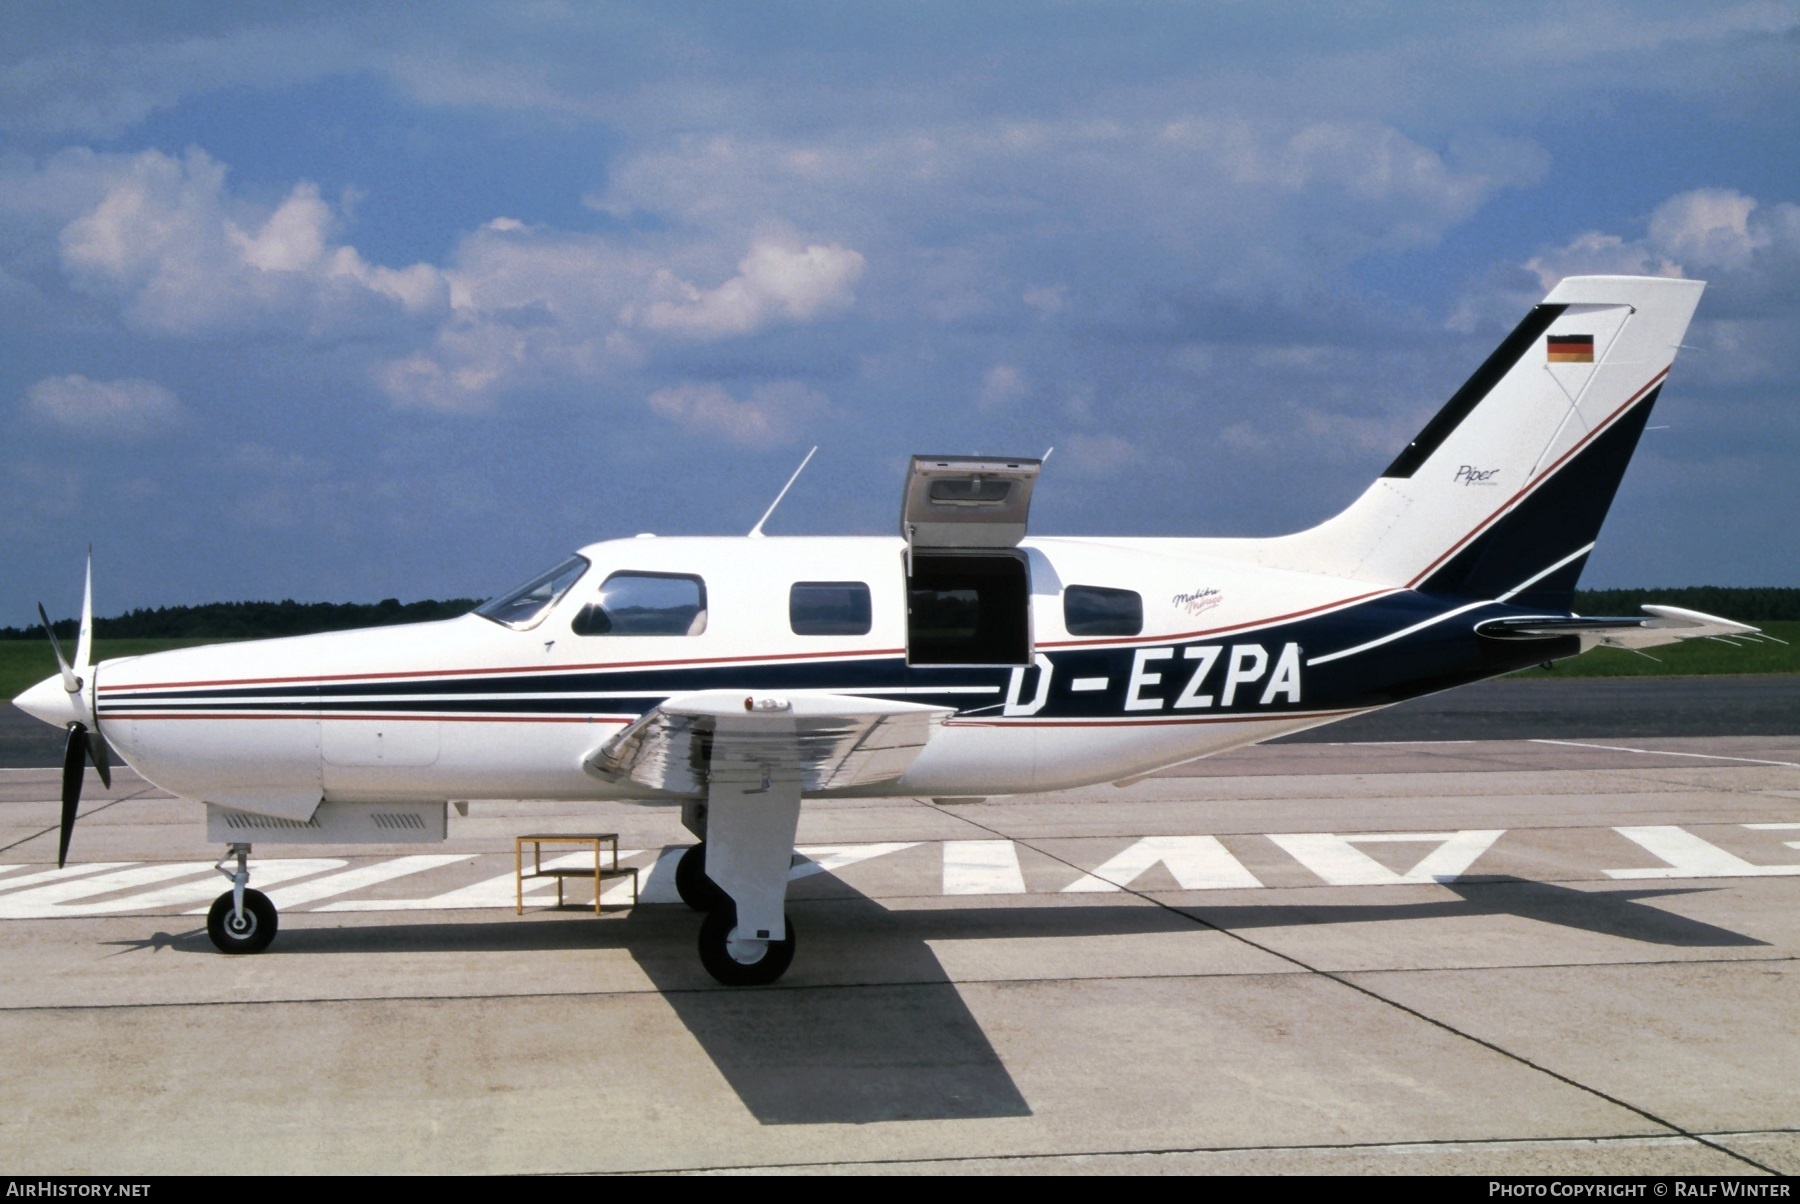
[1507,620,1799,678]
[2,621,1795,706]
[0,638,229,703]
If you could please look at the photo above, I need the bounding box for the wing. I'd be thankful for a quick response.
[1477,604,1761,651]
[583,690,952,795]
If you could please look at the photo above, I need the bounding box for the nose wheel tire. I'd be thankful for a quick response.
[207,888,278,954]
[675,842,727,912]
[697,905,795,986]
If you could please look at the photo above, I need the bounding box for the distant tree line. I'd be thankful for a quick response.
[1571,588,1800,622]
[5,598,481,641]
[7,587,1797,642]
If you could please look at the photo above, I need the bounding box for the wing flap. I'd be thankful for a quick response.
[584,690,952,795]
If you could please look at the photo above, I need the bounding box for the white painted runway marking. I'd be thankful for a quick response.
[253,855,469,911]
[1605,826,1800,879]
[100,861,347,915]
[1532,739,1800,769]
[0,863,221,918]
[792,843,920,880]
[1320,740,1475,746]
[606,847,679,905]
[944,840,1026,894]
[1743,822,1800,854]
[1062,836,1263,892]
[8,821,1800,919]
[319,851,617,911]
[602,842,924,905]
[0,860,344,918]
[0,863,135,894]
[1267,831,1504,886]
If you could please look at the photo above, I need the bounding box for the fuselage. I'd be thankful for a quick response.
[57,533,1572,814]
[7,275,1709,986]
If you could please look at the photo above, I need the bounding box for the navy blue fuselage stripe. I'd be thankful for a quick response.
[1421,384,1661,609]
[98,591,1580,721]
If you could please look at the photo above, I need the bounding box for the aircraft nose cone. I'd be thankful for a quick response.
[12,673,77,728]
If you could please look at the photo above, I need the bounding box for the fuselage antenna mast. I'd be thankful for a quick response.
[748,446,819,538]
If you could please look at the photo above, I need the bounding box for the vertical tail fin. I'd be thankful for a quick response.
[1246,275,1704,607]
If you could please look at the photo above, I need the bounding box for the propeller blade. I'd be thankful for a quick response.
[84,622,111,790]
[87,726,113,791]
[36,603,79,695]
[59,722,86,869]
[74,547,94,685]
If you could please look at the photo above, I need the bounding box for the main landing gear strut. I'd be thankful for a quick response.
[206,842,278,954]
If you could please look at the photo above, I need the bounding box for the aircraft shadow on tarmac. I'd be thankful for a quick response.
[109,873,1762,1127]
[1175,876,1769,949]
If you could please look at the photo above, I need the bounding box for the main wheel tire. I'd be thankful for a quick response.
[675,843,726,912]
[207,888,278,955]
[697,905,795,986]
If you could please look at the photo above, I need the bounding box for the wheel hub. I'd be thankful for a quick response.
[724,928,769,965]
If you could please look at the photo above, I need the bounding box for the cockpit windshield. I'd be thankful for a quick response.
[474,554,590,630]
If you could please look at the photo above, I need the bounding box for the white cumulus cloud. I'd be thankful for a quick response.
[376,224,865,412]
[645,380,830,447]
[1527,188,1800,291]
[1063,433,1136,477]
[628,240,865,339]
[24,374,180,436]
[596,116,1545,292]
[50,148,449,337]
[978,363,1028,411]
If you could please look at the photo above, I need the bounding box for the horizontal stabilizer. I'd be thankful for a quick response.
[584,690,952,795]
[1476,605,1759,652]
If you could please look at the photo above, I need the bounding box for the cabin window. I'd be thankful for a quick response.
[1063,585,1143,637]
[789,582,872,636]
[906,552,1030,665]
[572,572,708,636]
[475,555,590,630]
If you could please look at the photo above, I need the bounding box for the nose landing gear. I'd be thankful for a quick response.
[206,842,278,954]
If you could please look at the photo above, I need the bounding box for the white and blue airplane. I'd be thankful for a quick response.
[15,274,1758,984]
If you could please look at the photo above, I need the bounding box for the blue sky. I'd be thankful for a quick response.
[4,2,1798,621]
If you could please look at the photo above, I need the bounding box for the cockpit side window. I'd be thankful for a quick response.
[572,572,708,636]
[474,555,590,630]
[1063,584,1143,636]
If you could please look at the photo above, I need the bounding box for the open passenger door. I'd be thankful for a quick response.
[900,455,1041,666]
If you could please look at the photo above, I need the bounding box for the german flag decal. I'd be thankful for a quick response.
[1547,334,1595,363]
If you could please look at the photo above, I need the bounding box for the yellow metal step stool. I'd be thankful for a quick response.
[515,834,638,914]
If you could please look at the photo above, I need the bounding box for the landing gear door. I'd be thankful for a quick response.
[901,455,1041,667]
